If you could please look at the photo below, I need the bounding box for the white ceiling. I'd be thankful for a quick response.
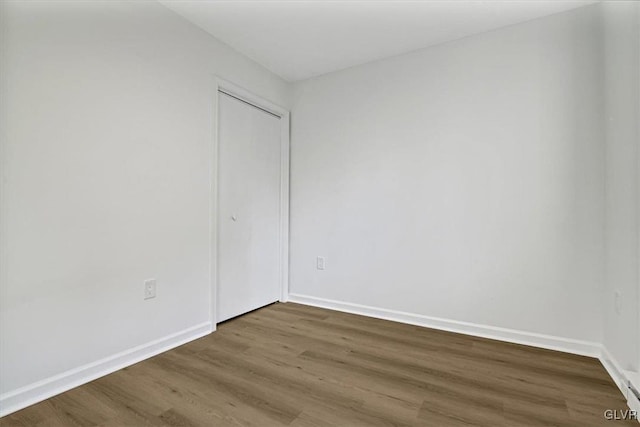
[160,0,596,82]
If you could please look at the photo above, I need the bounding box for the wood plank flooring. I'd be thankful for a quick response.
[1,302,636,426]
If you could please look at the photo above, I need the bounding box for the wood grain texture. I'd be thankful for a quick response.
[1,303,635,426]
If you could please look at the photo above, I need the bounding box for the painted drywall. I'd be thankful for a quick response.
[0,0,290,398]
[289,4,605,343]
[159,0,596,82]
[602,1,640,374]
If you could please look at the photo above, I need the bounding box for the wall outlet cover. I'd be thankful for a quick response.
[144,279,157,300]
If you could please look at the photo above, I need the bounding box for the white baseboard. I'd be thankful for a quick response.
[601,347,631,396]
[629,389,640,416]
[2,296,635,421]
[0,322,212,418]
[600,347,640,421]
[287,293,602,357]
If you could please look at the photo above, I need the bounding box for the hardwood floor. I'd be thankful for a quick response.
[1,302,636,426]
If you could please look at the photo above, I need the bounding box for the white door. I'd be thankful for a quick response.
[217,91,282,322]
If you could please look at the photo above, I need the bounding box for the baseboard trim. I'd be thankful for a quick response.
[629,386,640,416]
[601,346,631,396]
[287,293,602,357]
[0,322,212,418]
[3,298,635,421]
[600,347,640,420]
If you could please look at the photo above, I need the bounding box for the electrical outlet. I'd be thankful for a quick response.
[614,290,622,315]
[144,279,156,300]
[316,256,326,270]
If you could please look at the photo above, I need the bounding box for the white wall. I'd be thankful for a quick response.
[602,1,640,373]
[0,0,290,402]
[289,5,604,344]
[2,0,636,416]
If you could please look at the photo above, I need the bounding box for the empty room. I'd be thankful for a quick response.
[0,0,639,425]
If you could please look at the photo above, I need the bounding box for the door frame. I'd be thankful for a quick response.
[210,77,290,328]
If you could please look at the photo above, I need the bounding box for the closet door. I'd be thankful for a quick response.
[217,91,281,322]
